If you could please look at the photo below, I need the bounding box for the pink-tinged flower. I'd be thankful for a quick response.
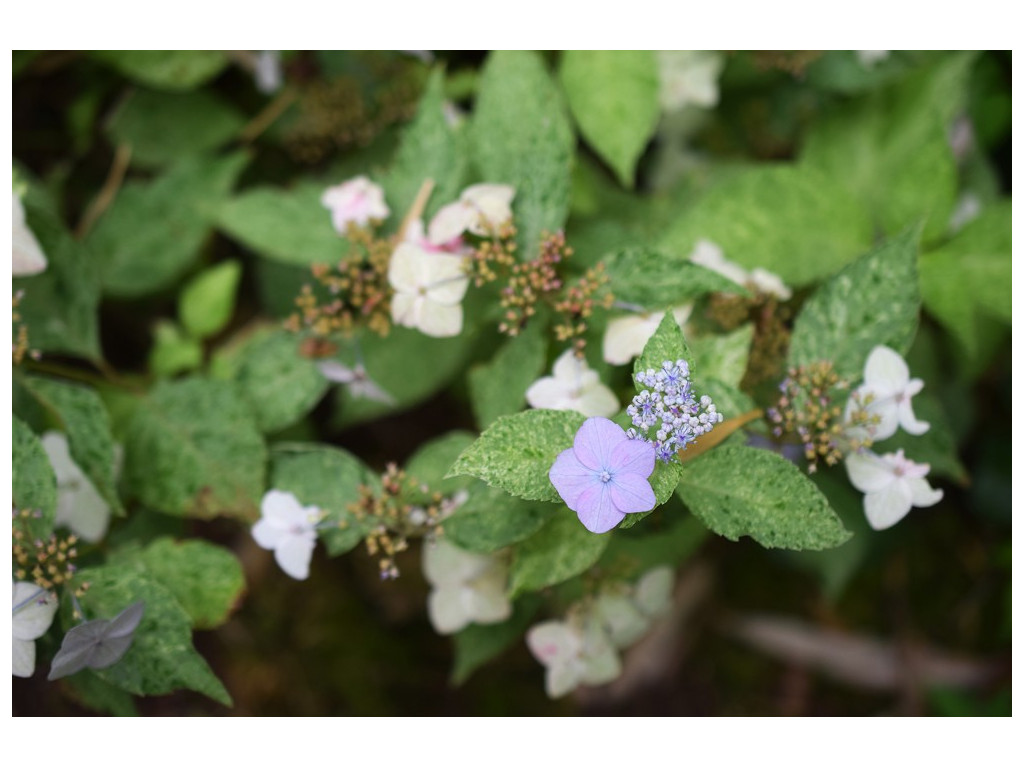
[402,218,469,256]
[252,490,321,580]
[427,183,515,244]
[526,616,621,698]
[845,449,943,530]
[321,176,389,233]
[549,417,657,534]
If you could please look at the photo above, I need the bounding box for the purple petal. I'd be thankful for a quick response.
[609,438,655,478]
[573,417,628,471]
[549,448,596,509]
[575,483,625,534]
[609,473,656,514]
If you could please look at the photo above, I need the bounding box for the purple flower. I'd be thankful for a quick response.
[549,417,657,534]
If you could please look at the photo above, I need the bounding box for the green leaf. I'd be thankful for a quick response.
[677,445,851,550]
[872,392,967,484]
[788,228,921,380]
[509,512,610,596]
[404,431,477,499]
[451,595,542,685]
[658,164,873,286]
[560,51,660,188]
[89,152,248,297]
[111,538,246,630]
[468,321,548,430]
[123,378,266,519]
[446,409,585,503]
[12,416,57,539]
[21,376,124,516]
[69,565,232,706]
[63,670,139,716]
[470,50,574,259]
[384,68,467,221]
[269,443,379,556]
[91,51,229,91]
[689,324,754,390]
[232,330,329,433]
[148,321,203,378]
[699,378,758,427]
[602,246,748,308]
[106,88,245,169]
[633,311,694,392]
[13,193,101,359]
[603,513,709,576]
[919,202,1011,358]
[217,182,344,267]
[179,260,242,339]
[444,483,556,554]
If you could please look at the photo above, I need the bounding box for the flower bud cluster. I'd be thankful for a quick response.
[12,291,40,366]
[626,359,723,463]
[12,507,84,593]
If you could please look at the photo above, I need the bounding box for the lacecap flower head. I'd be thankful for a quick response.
[549,417,656,534]
[321,176,390,233]
[526,614,621,699]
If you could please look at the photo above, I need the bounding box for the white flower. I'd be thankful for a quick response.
[41,431,117,543]
[525,348,618,418]
[317,360,396,404]
[388,242,469,337]
[689,239,792,300]
[13,581,58,678]
[856,50,890,69]
[422,539,511,635]
[602,305,692,365]
[845,449,943,530]
[13,192,48,277]
[657,51,725,113]
[427,183,515,245]
[252,490,320,580]
[526,616,621,698]
[253,50,283,94]
[593,565,675,648]
[846,345,929,442]
[321,176,390,233]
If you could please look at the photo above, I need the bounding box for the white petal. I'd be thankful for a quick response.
[12,583,58,641]
[525,376,569,410]
[545,659,583,698]
[633,566,674,618]
[388,243,428,294]
[897,398,930,436]
[260,489,318,530]
[415,299,463,338]
[423,266,469,306]
[54,476,110,543]
[863,346,910,398]
[907,477,944,509]
[12,637,36,678]
[423,539,491,586]
[579,620,622,686]
[864,482,914,531]
[13,195,48,277]
[527,621,581,667]
[251,518,286,550]
[749,268,792,300]
[671,304,694,326]
[602,314,662,365]
[551,348,584,382]
[427,586,471,634]
[845,451,895,494]
[467,567,512,625]
[462,183,515,208]
[594,593,649,648]
[689,239,748,287]
[317,361,356,384]
[391,292,422,329]
[866,397,900,442]
[575,382,619,418]
[428,202,476,245]
[273,534,315,580]
[41,432,78,484]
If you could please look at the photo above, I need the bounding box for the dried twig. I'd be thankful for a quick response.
[75,144,132,240]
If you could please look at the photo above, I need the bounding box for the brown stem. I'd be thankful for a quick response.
[677,408,764,464]
[75,144,132,239]
[239,87,297,144]
[397,178,435,241]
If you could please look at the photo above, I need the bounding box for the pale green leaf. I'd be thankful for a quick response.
[13,416,57,539]
[91,51,229,91]
[179,260,242,339]
[404,431,477,500]
[468,322,548,430]
[508,512,610,596]
[148,321,203,378]
[689,324,754,390]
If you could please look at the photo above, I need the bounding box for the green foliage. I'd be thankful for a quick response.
[659,164,873,286]
[179,260,242,340]
[123,378,266,519]
[633,311,694,391]
[111,538,246,629]
[508,512,610,596]
[447,409,585,503]
[451,595,542,685]
[63,670,140,716]
[148,321,203,378]
[689,324,754,390]
[91,51,229,91]
[677,445,851,550]
[788,229,921,380]
[468,322,548,430]
[106,88,245,168]
[604,513,710,576]
[444,484,556,554]
[89,152,248,297]
[68,564,232,705]
[20,376,124,516]
[559,51,660,188]
[232,330,329,433]
[12,416,57,539]
[268,443,379,556]
[404,431,477,499]
[601,246,747,308]
[872,392,967,485]
[470,51,574,259]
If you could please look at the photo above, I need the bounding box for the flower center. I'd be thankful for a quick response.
[599,470,611,483]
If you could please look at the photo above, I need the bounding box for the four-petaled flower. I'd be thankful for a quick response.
[321,176,390,233]
[48,602,145,680]
[422,538,512,635]
[845,449,944,530]
[549,417,657,534]
[846,345,929,442]
[252,490,321,580]
[12,581,58,678]
[657,51,725,113]
[689,239,792,300]
[602,305,693,366]
[388,242,469,338]
[526,616,621,699]
[317,360,396,405]
[42,431,117,542]
[427,183,515,245]
[13,191,48,277]
[593,566,674,648]
[526,349,618,418]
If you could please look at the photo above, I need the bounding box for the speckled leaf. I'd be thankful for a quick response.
[689,324,754,390]
[560,51,660,188]
[233,330,329,433]
[602,247,748,308]
[508,512,610,597]
[112,538,245,630]
[659,164,873,286]
[68,565,231,706]
[470,51,574,259]
[21,376,124,516]
[446,410,584,503]
[633,311,694,393]
[91,51,228,91]
[788,228,921,380]
[179,259,242,340]
[123,378,266,520]
[677,445,851,550]
[269,443,380,556]
[404,431,477,500]
[444,483,556,553]
[12,416,56,539]
[468,322,548,430]
[451,595,542,685]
